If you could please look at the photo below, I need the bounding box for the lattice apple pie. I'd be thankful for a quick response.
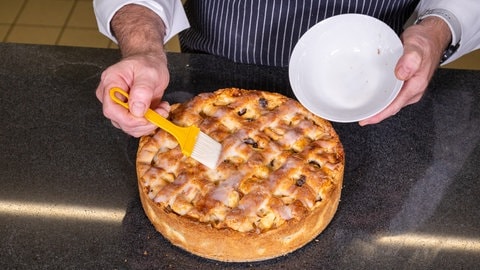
[136,88,344,262]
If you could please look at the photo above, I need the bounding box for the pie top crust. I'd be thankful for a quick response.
[136,88,344,262]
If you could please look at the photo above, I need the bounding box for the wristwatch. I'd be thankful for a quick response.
[415,8,462,63]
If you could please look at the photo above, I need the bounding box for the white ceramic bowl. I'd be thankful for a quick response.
[289,14,404,122]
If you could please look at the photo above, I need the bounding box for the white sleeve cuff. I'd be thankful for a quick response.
[415,8,462,63]
[416,0,480,64]
[93,0,190,44]
[416,9,461,48]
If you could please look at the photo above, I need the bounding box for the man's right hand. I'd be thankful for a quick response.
[96,4,170,137]
[96,53,170,137]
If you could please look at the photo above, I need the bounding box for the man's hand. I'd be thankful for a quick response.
[96,53,170,137]
[359,16,452,126]
[96,4,170,137]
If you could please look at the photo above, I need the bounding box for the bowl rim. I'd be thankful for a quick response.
[288,13,404,123]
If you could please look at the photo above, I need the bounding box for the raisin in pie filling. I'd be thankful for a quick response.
[136,88,344,261]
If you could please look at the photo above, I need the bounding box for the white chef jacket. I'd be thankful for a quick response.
[93,0,189,43]
[93,0,480,66]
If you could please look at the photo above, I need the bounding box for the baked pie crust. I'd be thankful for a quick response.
[136,88,344,262]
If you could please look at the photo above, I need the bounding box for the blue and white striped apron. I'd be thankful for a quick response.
[179,0,419,66]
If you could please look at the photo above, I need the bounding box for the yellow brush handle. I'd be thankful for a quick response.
[109,87,199,156]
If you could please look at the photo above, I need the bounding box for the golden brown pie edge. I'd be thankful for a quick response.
[137,145,343,262]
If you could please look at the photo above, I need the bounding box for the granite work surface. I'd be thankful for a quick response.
[1,43,479,269]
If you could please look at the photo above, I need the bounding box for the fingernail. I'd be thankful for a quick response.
[397,67,409,80]
[131,102,146,117]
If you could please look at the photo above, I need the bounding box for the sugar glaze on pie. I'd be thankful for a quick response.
[136,88,344,262]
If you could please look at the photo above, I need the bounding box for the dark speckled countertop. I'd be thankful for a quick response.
[1,43,479,269]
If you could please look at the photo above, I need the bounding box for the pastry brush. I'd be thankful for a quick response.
[109,88,221,169]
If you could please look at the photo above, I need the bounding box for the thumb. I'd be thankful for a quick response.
[128,85,153,117]
[395,45,422,81]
